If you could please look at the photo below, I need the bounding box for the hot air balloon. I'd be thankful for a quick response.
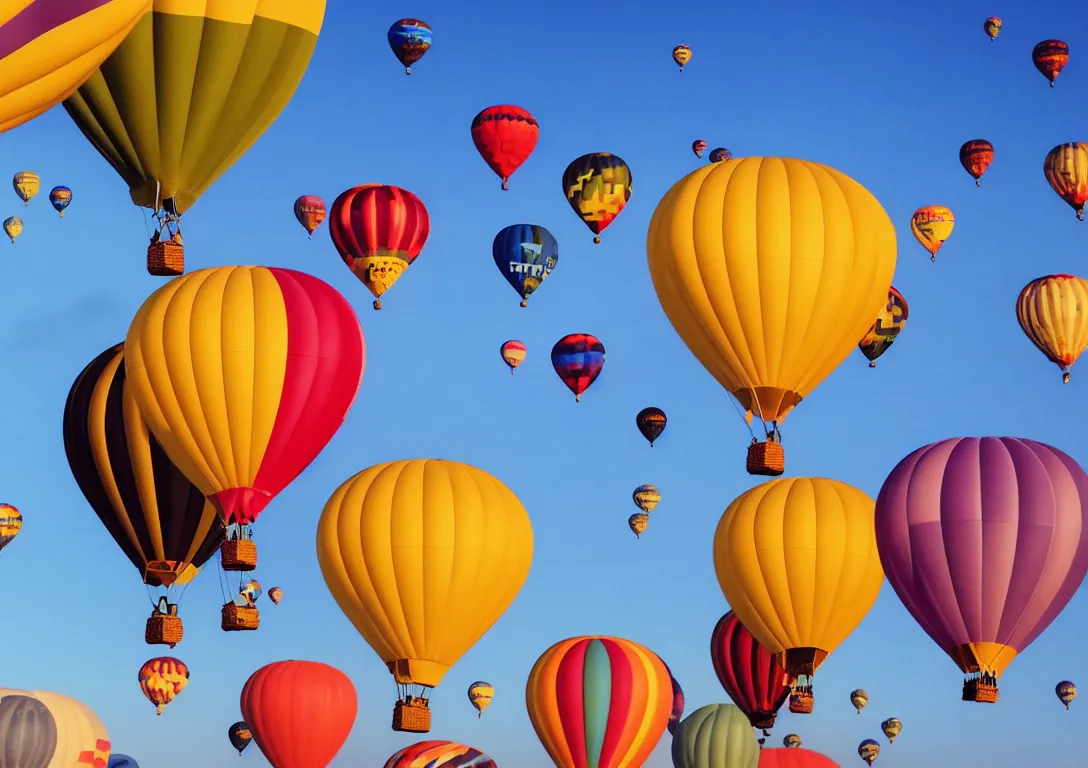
[911,205,954,261]
[1033,40,1069,86]
[0,694,57,768]
[850,690,869,714]
[636,407,667,447]
[109,755,138,768]
[647,157,896,476]
[664,664,685,735]
[240,579,262,607]
[384,741,496,768]
[471,105,539,190]
[0,690,112,768]
[551,334,605,402]
[63,0,326,275]
[959,140,993,186]
[138,657,189,715]
[673,44,692,71]
[562,153,631,243]
[874,437,1088,703]
[711,611,792,729]
[387,19,432,75]
[709,148,732,163]
[858,286,908,368]
[329,184,430,309]
[526,636,672,768]
[784,735,802,748]
[49,186,73,217]
[880,718,901,743]
[693,140,708,158]
[293,195,326,238]
[857,740,879,766]
[467,682,494,717]
[228,721,252,755]
[633,484,660,513]
[672,704,760,768]
[500,340,527,374]
[316,460,533,733]
[984,17,1002,41]
[124,266,365,576]
[758,748,840,768]
[1044,143,1088,220]
[492,224,558,306]
[1016,274,1088,383]
[13,171,39,204]
[1056,681,1077,709]
[268,587,283,605]
[2,216,21,243]
[714,478,885,712]
[629,512,649,538]
[0,503,21,555]
[0,0,151,134]
[241,661,357,768]
[63,342,225,647]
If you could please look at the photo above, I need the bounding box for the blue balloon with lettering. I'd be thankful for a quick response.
[492,224,558,307]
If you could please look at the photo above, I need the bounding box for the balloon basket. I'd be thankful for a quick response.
[748,713,777,730]
[220,539,258,571]
[221,602,260,632]
[746,439,785,476]
[147,239,185,277]
[962,678,999,703]
[788,692,813,714]
[392,697,431,733]
[145,606,183,648]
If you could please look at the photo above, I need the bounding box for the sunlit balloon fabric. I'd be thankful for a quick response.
[387,18,432,75]
[500,340,526,374]
[983,17,1001,41]
[551,334,606,402]
[13,170,38,204]
[384,740,496,768]
[492,224,558,306]
[1016,274,1088,383]
[329,184,430,309]
[562,153,631,243]
[759,748,839,768]
[63,343,224,588]
[0,502,20,554]
[875,437,1088,702]
[0,0,150,133]
[1044,143,1088,221]
[880,718,901,743]
[672,703,759,768]
[858,286,908,367]
[525,636,672,768]
[63,0,326,215]
[0,693,55,768]
[0,689,111,768]
[1033,39,1069,87]
[471,105,539,190]
[138,657,189,715]
[1056,681,1077,709]
[49,186,72,217]
[672,44,692,71]
[710,611,791,730]
[910,205,954,261]
[293,195,326,238]
[124,265,365,527]
[714,478,885,683]
[959,140,993,186]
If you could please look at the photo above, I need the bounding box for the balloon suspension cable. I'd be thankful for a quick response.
[217,551,231,604]
[726,392,758,440]
[145,584,160,609]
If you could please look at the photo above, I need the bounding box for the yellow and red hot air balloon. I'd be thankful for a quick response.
[1044,143,1088,221]
[0,503,21,555]
[959,140,993,186]
[138,657,190,715]
[1033,40,1069,87]
[123,266,366,575]
[1016,274,1088,383]
[983,17,1002,41]
[911,205,954,261]
[500,340,527,374]
[672,45,692,71]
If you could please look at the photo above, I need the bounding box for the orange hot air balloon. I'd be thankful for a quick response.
[1033,40,1069,87]
[123,267,366,555]
[293,195,326,238]
[1044,143,1088,221]
[471,105,539,190]
[959,140,993,186]
[526,636,672,768]
[138,657,190,715]
[241,661,357,768]
[1016,274,1088,383]
[328,184,430,309]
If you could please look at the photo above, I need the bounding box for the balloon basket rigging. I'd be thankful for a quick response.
[220,539,258,571]
[788,690,813,714]
[222,602,260,632]
[147,231,185,277]
[962,677,999,703]
[145,603,183,648]
[392,696,431,733]
[748,713,777,730]
[747,438,785,476]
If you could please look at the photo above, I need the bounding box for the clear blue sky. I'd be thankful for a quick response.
[1,1,1086,766]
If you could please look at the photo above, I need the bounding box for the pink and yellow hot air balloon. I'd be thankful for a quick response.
[500,340,527,374]
[293,195,327,238]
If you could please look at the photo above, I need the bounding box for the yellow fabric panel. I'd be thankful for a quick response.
[124,266,289,494]
[154,0,324,34]
[32,690,110,768]
[713,477,885,659]
[316,459,535,688]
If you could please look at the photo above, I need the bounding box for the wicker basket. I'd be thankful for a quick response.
[147,239,184,276]
[962,679,999,703]
[788,691,814,714]
[220,539,258,571]
[221,602,260,632]
[748,712,777,730]
[392,697,431,733]
[746,439,785,476]
[145,607,183,648]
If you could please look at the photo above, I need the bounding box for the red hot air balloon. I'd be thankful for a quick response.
[551,334,606,402]
[711,611,791,729]
[240,660,357,768]
[875,437,1088,704]
[759,747,841,768]
[471,105,539,190]
[329,185,430,310]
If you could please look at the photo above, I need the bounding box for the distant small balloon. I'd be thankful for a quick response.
[1033,39,1069,87]
[1057,681,1077,709]
[293,195,326,238]
[388,19,432,75]
[629,512,649,538]
[783,734,802,748]
[268,587,283,605]
[49,186,72,217]
[880,718,902,743]
[3,216,22,243]
[12,171,38,205]
[0,503,21,554]
[692,139,707,158]
[228,721,252,754]
[500,340,527,374]
[983,16,1002,41]
[672,44,692,71]
[636,407,667,447]
[858,739,880,766]
[709,147,731,163]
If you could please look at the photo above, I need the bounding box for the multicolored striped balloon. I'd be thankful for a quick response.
[500,340,527,374]
[551,334,605,402]
[383,740,496,767]
[526,636,672,768]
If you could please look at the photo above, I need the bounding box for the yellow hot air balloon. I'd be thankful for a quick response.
[316,459,534,733]
[632,484,660,513]
[672,44,692,71]
[467,681,494,717]
[712,478,885,711]
[910,205,954,261]
[1016,274,1088,383]
[850,689,869,713]
[13,171,39,204]
[646,158,896,477]
[0,689,111,768]
[629,512,649,539]
[1044,143,1088,221]
[3,216,22,243]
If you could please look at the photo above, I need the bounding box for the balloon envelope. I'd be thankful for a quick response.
[671,703,759,768]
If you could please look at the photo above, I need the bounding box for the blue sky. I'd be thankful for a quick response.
[1,1,1086,766]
